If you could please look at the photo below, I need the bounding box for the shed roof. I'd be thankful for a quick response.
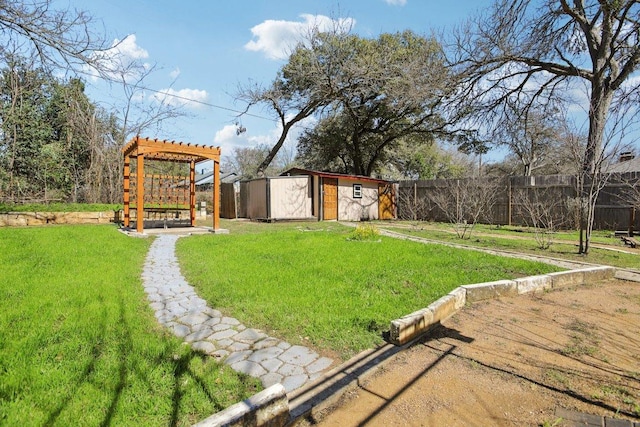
[281,167,393,184]
[194,171,239,186]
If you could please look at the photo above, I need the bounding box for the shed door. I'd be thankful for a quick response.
[323,178,338,220]
[378,183,395,220]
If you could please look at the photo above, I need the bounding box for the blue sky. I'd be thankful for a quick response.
[67,0,493,166]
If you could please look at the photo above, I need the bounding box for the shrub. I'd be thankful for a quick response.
[348,223,380,241]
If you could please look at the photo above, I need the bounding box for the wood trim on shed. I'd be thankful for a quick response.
[282,167,391,185]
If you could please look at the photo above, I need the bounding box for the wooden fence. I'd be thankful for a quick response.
[220,183,237,219]
[397,173,640,232]
[194,182,238,219]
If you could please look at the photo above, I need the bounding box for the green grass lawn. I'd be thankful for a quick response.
[455,222,624,246]
[0,225,260,426]
[177,222,561,359]
[377,221,640,269]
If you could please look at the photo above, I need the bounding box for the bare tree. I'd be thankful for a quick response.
[235,20,344,177]
[93,60,189,203]
[492,101,567,176]
[396,183,433,221]
[0,0,111,73]
[564,107,637,251]
[81,108,123,203]
[624,179,640,236]
[623,176,640,213]
[0,1,169,204]
[512,187,568,249]
[1,2,193,204]
[428,178,501,239]
[450,0,640,253]
[611,169,640,236]
[114,64,187,139]
[222,144,293,179]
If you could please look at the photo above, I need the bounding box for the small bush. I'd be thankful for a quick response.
[347,223,380,241]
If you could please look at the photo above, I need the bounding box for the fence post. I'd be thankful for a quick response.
[508,177,512,226]
[413,182,417,220]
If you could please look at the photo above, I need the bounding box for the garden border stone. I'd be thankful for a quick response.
[192,384,289,427]
[462,279,517,303]
[388,266,617,345]
[0,211,116,226]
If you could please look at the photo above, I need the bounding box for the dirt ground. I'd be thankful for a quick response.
[314,278,640,427]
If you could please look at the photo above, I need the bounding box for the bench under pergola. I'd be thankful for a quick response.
[122,136,221,233]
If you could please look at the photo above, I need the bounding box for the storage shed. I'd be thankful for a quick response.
[240,168,396,221]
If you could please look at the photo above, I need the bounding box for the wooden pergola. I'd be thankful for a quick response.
[122,136,221,233]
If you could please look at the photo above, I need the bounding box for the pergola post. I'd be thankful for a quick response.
[213,159,220,230]
[123,157,130,227]
[136,153,145,234]
[189,160,196,227]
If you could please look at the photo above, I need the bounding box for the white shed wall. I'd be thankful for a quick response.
[269,176,312,219]
[337,180,379,221]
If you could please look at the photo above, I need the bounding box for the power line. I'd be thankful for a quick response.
[74,67,274,121]
[140,85,274,121]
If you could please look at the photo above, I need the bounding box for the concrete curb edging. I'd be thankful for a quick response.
[192,341,413,427]
[463,279,518,303]
[193,384,289,427]
[287,342,410,424]
[389,266,616,345]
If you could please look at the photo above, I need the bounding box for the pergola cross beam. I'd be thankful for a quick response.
[122,136,221,233]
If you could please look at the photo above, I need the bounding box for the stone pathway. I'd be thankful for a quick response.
[555,408,640,427]
[141,234,333,393]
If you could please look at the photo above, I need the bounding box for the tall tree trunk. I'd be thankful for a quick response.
[578,84,613,254]
[257,120,294,177]
[583,84,612,174]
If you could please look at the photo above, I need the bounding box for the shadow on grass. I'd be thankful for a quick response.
[44,299,109,427]
[42,293,256,427]
[100,298,130,427]
[167,348,258,426]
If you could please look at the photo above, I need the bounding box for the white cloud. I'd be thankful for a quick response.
[87,34,150,82]
[213,124,274,148]
[153,88,209,108]
[214,124,243,146]
[169,67,181,80]
[114,34,149,60]
[244,14,355,60]
[384,0,407,5]
[213,115,318,163]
